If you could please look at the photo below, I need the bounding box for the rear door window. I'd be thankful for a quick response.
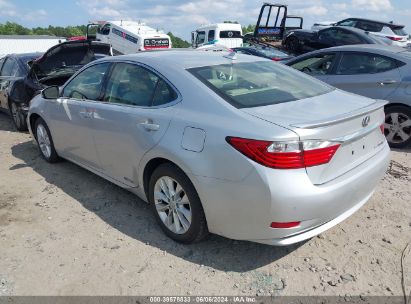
[355,21,383,32]
[290,53,337,75]
[62,62,110,100]
[336,53,399,75]
[334,30,364,45]
[336,19,357,27]
[103,62,177,107]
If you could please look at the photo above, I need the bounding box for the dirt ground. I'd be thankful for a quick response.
[0,112,410,297]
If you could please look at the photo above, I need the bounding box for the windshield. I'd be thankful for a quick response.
[189,61,333,108]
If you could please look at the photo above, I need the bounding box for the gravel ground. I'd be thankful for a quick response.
[0,112,410,297]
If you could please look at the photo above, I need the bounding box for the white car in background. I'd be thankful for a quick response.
[311,18,410,47]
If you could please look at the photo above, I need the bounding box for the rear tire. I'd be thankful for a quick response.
[148,163,209,244]
[384,105,411,149]
[34,117,61,163]
[9,101,27,131]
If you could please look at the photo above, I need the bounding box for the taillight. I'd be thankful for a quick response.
[386,36,402,41]
[380,123,385,134]
[226,137,340,169]
[271,221,300,228]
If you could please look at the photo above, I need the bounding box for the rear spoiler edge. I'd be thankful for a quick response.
[291,99,388,129]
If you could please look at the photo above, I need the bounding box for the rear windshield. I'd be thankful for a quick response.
[257,47,289,59]
[392,27,407,36]
[219,31,242,38]
[188,61,333,108]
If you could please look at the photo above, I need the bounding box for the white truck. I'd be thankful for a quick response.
[92,20,171,54]
[191,23,243,49]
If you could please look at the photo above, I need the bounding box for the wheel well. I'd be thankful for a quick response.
[384,103,411,110]
[143,158,180,199]
[29,113,41,138]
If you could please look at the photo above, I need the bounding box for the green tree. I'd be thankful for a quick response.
[242,24,256,34]
[167,32,190,48]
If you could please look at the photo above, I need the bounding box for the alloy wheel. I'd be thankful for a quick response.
[154,176,192,234]
[384,112,411,144]
[36,124,52,158]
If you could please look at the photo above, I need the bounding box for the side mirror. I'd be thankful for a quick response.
[41,86,59,99]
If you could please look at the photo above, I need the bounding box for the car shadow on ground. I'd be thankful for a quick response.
[10,138,305,272]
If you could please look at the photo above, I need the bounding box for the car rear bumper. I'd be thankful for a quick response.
[193,141,390,245]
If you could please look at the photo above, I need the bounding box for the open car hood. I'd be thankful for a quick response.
[31,40,111,80]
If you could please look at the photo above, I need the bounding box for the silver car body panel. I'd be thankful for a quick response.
[28,50,390,245]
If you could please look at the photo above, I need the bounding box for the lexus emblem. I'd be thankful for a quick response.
[362,115,370,127]
[228,31,233,38]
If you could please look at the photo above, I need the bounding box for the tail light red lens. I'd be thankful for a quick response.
[386,36,402,41]
[270,221,301,228]
[226,137,340,169]
[380,124,385,134]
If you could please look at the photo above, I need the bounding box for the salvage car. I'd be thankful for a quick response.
[28,51,390,245]
[283,26,391,54]
[312,18,410,48]
[286,45,411,148]
[0,52,42,130]
[232,46,292,61]
[0,40,111,131]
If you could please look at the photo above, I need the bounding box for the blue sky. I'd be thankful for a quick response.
[1,0,410,40]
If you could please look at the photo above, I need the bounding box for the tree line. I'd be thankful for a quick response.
[0,21,190,48]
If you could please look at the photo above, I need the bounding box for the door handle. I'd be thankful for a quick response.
[139,120,160,131]
[379,80,397,85]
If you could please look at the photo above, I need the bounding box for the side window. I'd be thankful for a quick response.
[290,53,337,75]
[337,53,398,75]
[0,57,5,74]
[196,31,206,44]
[337,19,356,27]
[99,24,111,35]
[334,30,363,45]
[319,28,337,41]
[104,63,177,107]
[1,58,18,77]
[63,63,109,99]
[208,30,215,42]
[355,21,383,32]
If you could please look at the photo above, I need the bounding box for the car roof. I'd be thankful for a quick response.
[287,45,411,63]
[97,49,267,69]
[339,18,404,28]
[313,44,407,54]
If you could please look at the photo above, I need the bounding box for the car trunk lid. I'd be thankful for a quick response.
[241,90,387,184]
[31,40,112,83]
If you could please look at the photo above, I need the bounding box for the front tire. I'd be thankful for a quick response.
[9,101,27,131]
[384,105,411,149]
[148,163,208,244]
[34,117,61,163]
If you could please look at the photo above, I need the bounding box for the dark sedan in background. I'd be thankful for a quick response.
[232,45,292,61]
[283,26,391,54]
[0,40,111,131]
[286,45,411,148]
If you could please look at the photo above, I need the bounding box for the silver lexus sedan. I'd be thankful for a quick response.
[27,50,390,245]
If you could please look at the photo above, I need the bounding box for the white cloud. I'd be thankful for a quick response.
[0,0,17,17]
[296,5,328,16]
[351,0,392,12]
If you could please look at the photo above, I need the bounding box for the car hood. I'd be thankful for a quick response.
[31,40,111,79]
